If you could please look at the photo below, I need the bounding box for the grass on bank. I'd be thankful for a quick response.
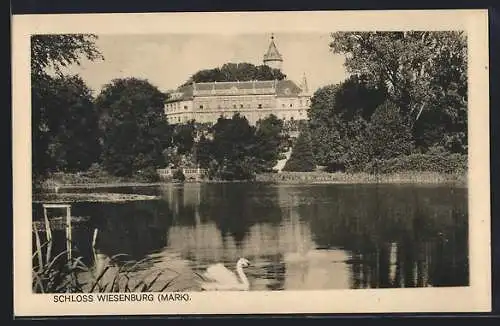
[256,171,467,185]
[32,241,201,293]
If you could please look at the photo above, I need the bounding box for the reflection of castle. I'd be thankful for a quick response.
[157,184,463,290]
[162,184,352,290]
[164,35,311,125]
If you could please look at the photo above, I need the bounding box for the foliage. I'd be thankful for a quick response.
[95,78,172,177]
[172,169,186,182]
[283,129,316,172]
[364,152,467,175]
[137,167,160,182]
[365,101,414,161]
[256,170,466,185]
[172,120,196,155]
[209,114,258,180]
[193,134,213,169]
[31,34,104,78]
[182,62,286,86]
[330,31,467,125]
[254,114,286,172]
[32,243,86,293]
[32,244,196,293]
[32,75,102,174]
[85,163,110,180]
[31,34,103,184]
[190,114,285,180]
[308,77,385,171]
[308,31,468,174]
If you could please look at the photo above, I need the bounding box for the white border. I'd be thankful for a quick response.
[12,10,491,316]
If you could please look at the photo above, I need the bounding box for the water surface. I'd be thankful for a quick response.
[32,182,469,291]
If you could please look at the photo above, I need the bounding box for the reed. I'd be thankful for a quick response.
[32,242,198,293]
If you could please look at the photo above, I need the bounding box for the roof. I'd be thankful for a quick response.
[195,80,276,91]
[166,79,306,101]
[263,36,283,62]
[275,80,304,97]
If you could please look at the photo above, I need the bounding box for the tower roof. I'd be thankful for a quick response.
[263,35,283,62]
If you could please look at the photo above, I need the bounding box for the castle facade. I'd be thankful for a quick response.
[164,35,311,126]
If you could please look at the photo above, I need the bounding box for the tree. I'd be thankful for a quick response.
[366,101,414,161]
[330,32,466,125]
[209,113,258,180]
[173,120,196,155]
[31,34,103,184]
[182,62,286,86]
[33,75,101,173]
[193,134,213,169]
[308,77,386,171]
[31,34,104,79]
[283,129,316,172]
[95,78,171,177]
[254,114,285,172]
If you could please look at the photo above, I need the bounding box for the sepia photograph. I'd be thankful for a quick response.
[12,10,490,316]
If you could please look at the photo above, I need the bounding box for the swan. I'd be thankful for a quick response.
[199,258,251,291]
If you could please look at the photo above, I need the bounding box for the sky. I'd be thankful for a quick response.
[65,33,348,96]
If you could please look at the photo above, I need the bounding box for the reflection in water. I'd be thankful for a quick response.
[32,182,469,291]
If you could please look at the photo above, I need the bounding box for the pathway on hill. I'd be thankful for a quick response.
[273,148,293,172]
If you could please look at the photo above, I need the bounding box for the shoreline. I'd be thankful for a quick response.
[256,171,467,186]
[39,171,467,192]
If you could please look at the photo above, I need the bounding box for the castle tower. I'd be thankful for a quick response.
[263,34,283,71]
[300,72,309,94]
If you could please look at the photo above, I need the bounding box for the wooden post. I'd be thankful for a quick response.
[92,228,99,263]
[42,205,53,264]
[33,223,44,271]
[66,205,72,262]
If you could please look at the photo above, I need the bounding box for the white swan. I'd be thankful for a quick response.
[199,258,251,291]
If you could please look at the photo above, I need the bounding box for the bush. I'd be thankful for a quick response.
[364,152,467,174]
[85,163,111,180]
[172,169,185,182]
[137,167,160,182]
[283,130,316,172]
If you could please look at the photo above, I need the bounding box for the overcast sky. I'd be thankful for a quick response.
[65,32,348,96]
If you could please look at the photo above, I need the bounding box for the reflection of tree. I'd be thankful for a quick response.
[92,200,173,263]
[266,253,286,291]
[303,184,468,288]
[198,183,283,246]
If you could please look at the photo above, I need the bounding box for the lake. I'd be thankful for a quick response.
[32,182,469,291]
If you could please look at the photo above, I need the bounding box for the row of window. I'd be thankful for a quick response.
[197,103,268,110]
[168,110,306,123]
[166,98,311,112]
[165,102,188,110]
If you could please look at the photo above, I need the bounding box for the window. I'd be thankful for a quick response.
[240,104,244,109]
[184,105,188,110]
[233,104,237,109]
[290,103,293,107]
[199,105,203,109]
[282,103,285,108]
[258,104,262,109]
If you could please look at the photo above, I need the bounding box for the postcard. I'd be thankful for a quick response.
[12,9,491,316]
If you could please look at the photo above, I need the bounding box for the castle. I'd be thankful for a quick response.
[164,35,311,126]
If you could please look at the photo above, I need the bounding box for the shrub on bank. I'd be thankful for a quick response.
[40,163,161,188]
[364,153,467,174]
[135,167,160,182]
[172,169,185,182]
